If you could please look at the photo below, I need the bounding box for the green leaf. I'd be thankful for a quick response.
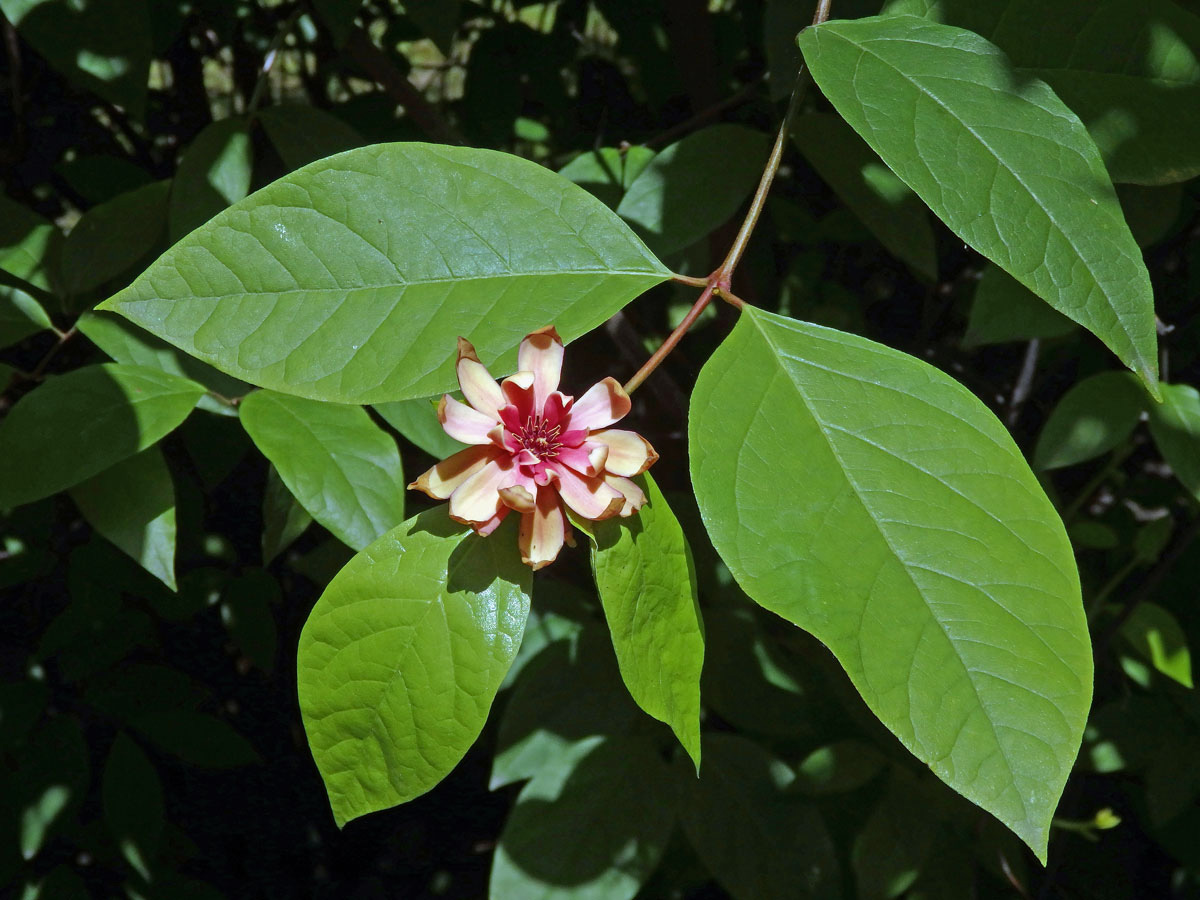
[1033,371,1146,470]
[617,124,773,256]
[0,0,152,116]
[1120,602,1193,689]
[678,734,839,900]
[100,143,669,404]
[221,570,280,672]
[240,389,405,551]
[15,717,89,861]
[373,396,465,459]
[261,464,313,563]
[297,506,531,825]
[489,735,675,900]
[404,0,462,53]
[0,363,204,510]
[257,105,363,172]
[77,311,248,416]
[0,196,59,347]
[61,180,170,301]
[853,771,935,900]
[886,0,1200,186]
[961,264,1076,347]
[557,147,655,211]
[102,732,164,880]
[131,710,260,768]
[586,474,704,770]
[799,15,1159,394]
[689,307,1091,861]
[492,624,640,790]
[793,739,888,796]
[792,112,937,280]
[70,447,178,590]
[1119,183,1184,248]
[169,118,254,242]
[1149,383,1200,499]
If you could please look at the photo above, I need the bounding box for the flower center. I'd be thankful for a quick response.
[518,415,561,460]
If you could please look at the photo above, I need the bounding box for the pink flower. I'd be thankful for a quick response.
[408,326,658,570]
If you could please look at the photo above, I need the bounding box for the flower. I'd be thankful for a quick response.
[408,326,658,570]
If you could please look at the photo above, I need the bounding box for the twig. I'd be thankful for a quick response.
[634,78,763,152]
[248,8,304,116]
[624,282,716,395]
[343,28,464,144]
[1007,338,1040,427]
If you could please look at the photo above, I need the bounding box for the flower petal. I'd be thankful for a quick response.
[519,488,566,570]
[518,326,564,413]
[565,377,631,432]
[475,507,510,536]
[449,456,516,525]
[550,463,624,520]
[588,429,658,477]
[456,337,506,418]
[499,484,536,514]
[439,394,501,445]
[501,372,536,422]
[556,443,608,477]
[604,473,647,517]
[407,445,498,499]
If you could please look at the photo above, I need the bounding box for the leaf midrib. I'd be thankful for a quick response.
[745,310,1031,825]
[820,25,1144,368]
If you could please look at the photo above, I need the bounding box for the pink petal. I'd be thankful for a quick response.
[542,391,572,430]
[475,507,510,536]
[556,443,608,477]
[603,473,647,517]
[549,463,624,520]
[456,337,506,418]
[518,326,564,414]
[407,445,498,499]
[449,457,515,525]
[501,372,535,422]
[439,394,501,445]
[499,484,536,513]
[565,377,631,432]
[588,429,658,477]
[519,488,566,570]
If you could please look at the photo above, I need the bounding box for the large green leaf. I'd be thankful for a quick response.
[587,474,704,770]
[1033,371,1146,470]
[100,143,670,403]
[0,0,152,116]
[0,363,204,510]
[616,124,772,256]
[885,0,1200,186]
[70,447,178,590]
[297,506,531,825]
[792,112,937,281]
[239,389,405,551]
[1147,382,1200,499]
[489,735,675,900]
[799,15,1158,394]
[689,307,1091,861]
[168,118,254,242]
[678,734,839,900]
[373,396,465,459]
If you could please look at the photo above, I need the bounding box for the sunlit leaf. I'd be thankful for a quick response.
[101,143,669,404]
[800,15,1158,393]
[298,507,531,825]
[690,307,1091,860]
[169,118,254,242]
[1120,602,1193,689]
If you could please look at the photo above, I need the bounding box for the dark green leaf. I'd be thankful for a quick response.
[792,112,937,280]
[0,363,204,510]
[962,264,1076,347]
[261,464,313,563]
[558,147,655,211]
[101,143,669,403]
[690,307,1091,861]
[169,118,254,242]
[587,474,704,770]
[1148,382,1200,498]
[1033,371,1146,470]
[61,180,170,301]
[404,0,462,53]
[617,124,772,256]
[1121,602,1193,689]
[0,196,59,346]
[853,772,935,899]
[678,734,839,900]
[0,0,152,116]
[794,739,888,796]
[15,717,89,860]
[221,570,280,672]
[102,732,164,880]
[257,105,363,171]
[297,506,531,824]
[800,15,1158,392]
[489,736,675,900]
[132,710,260,768]
[70,446,178,590]
[240,389,405,551]
[1118,183,1184,248]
